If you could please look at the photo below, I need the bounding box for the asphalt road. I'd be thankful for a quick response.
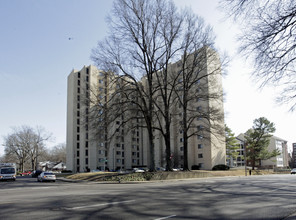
[1,174,296,220]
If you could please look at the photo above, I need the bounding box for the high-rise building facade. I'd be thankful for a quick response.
[66,66,146,172]
[66,49,226,172]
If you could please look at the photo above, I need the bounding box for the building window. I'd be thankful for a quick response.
[180,138,183,142]
[77,127,80,133]
[77,135,80,141]
[85,149,88,156]
[78,80,80,86]
[77,103,80,109]
[116,159,121,163]
[85,158,88,165]
[199,163,204,168]
[77,87,80,93]
[77,119,80,125]
[86,68,89,75]
[180,146,184,151]
[86,76,89,82]
[77,159,80,165]
[85,141,88,148]
[116,151,121,155]
[198,144,203,149]
[77,151,80,157]
[77,111,80,117]
[78,72,80,78]
[77,142,80,149]
[77,95,80,101]
[197,125,203,131]
[198,135,203,140]
[198,154,203,158]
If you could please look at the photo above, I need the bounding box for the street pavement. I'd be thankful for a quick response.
[1,174,296,219]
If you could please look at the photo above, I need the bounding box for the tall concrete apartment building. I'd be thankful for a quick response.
[66,50,226,172]
[66,66,146,172]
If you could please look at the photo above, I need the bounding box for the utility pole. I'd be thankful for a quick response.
[244,141,247,176]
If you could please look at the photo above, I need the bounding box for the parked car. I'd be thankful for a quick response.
[157,167,166,171]
[291,169,296,174]
[133,168,145,173]
[31,170,43,178]
[20,171,31,176]
[37,172,56,182]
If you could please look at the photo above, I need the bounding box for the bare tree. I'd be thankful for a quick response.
[29,126,52,170]
[175,46,225,170]
[151,9,223,171]
[91,0,181,171]
[91,0,226,171]
[47,143,66,163]
[3,126,51,171]
[220,0,296,110]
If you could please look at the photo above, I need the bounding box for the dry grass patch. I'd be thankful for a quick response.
[65,169,280,182]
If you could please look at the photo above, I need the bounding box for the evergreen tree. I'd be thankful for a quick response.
[244,117,279,170]
[225,125,240,166]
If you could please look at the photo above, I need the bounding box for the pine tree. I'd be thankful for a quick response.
[225,125,240,166]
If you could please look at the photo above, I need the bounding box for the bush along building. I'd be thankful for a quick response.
[66,48,226,172]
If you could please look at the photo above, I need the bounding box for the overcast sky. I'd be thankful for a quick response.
[0,0,295,156]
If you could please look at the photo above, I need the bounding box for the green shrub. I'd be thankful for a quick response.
[191,165,200,170]
[212,164,230,170]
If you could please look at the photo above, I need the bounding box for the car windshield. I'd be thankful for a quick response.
[44,172,53,175]
[1,168,15,174]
